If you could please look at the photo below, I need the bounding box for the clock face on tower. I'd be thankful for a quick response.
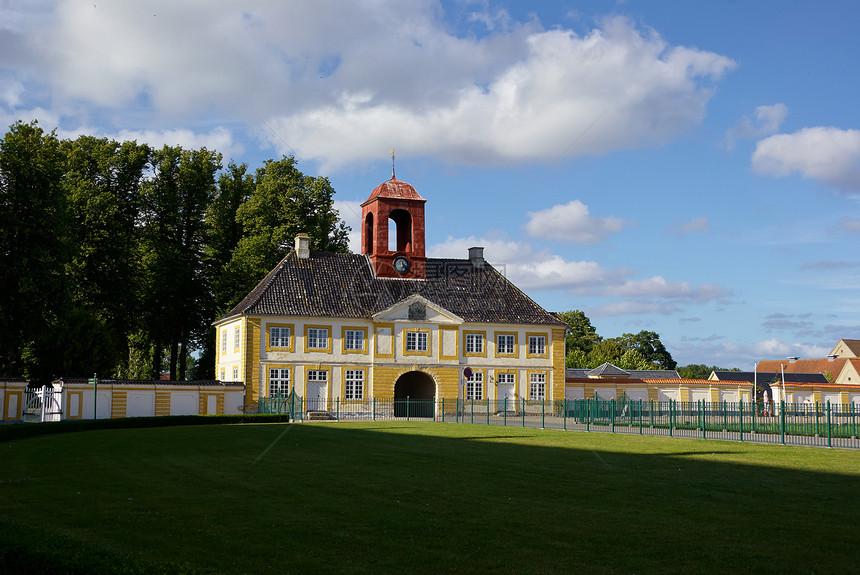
[393,256,410,274]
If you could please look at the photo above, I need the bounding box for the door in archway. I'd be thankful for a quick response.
[393,371,435,417]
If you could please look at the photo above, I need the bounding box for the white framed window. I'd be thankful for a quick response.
[465,371,484,400]
[307,328,329,349]
[234,327,240,350]
[529,372,546,401]
[270,326,291,347]
[528,335,546,356]
[307,369,327,385]
[221,331,227,353]
[497,372,515,385]
[269,368,290,397]
[405,331,428,352]
[220,368,225,380]
[344,369,364,400]
[232,367,238,381]
[465,333,484,354]
[344,329,364,351]
[497,334,516,355]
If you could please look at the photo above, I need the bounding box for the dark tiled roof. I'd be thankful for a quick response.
[629,369,681,379]
[588,363,630,377]
[565,366,681,380]
[221,251,565,326]
[712,371,829,384]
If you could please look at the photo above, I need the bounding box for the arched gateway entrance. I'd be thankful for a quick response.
[393,371,435,418]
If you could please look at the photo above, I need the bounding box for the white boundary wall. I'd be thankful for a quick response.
[50,378,245,421]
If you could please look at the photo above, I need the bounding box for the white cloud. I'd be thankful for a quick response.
[0,80,24,108]
[271,16,735,169]
[524,200,627,243]
[725,103,788,149]
[0,120,242,159]
[0,107,60,134]
[3,3,733,170]
[428,235,628,291]
[466,4,513,32]
[112,127,241,158]
[838,216,860,233]
[752,127,860,192]
[667,216,709,236]
[750,338,830,359]
[603,276,729,302]
[428,234,729,307]
[588,301,680,317]
[671,338,831,369]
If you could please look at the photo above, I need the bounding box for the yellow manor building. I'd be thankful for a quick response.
[214,174,566,413]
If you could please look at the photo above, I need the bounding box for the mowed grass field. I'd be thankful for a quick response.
[1,421,859,574]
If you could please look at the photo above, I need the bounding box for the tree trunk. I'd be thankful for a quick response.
[152,342,163,381]
[178,338,187,381]
[169,338,178,380]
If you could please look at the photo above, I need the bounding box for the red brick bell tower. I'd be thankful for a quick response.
[361,171,427,279]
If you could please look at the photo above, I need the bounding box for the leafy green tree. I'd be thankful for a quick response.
[220,156,350,311]
[139,145,221,380]
[558,310,602,359]
[0,121,69,382]
[586,339,625,368]
[614,330,676,369]
[62,136,151,375]
[618,349,651,370]
[566,348,589,369]
[208,162,254,313]
[677,364,738,379]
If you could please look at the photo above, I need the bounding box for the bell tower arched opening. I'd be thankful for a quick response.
[389,209,412,253]
[364,212,374,255]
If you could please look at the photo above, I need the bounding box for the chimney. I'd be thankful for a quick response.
[295,233,310,260]
[468,246,484,268]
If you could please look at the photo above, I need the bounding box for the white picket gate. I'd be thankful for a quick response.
[22,385,63,423]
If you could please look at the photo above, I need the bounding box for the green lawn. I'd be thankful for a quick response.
[1,421,858,574]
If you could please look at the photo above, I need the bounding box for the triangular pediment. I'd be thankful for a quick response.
[372,294,463,324]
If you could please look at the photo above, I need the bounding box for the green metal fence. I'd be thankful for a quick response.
[256,395,859,449]
[257,391,304,421]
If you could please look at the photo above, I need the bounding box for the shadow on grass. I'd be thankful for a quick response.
[1,420,858,575]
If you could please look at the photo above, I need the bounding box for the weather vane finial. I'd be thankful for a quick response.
[391,148,396,179]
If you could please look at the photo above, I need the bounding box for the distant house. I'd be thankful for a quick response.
[565,362,740,403]
[829,339,860,358]
[756,357,860,385]
[748,340,860,407]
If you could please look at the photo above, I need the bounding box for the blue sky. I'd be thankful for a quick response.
[3,0,860,368]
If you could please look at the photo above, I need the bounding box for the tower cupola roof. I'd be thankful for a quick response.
[362,176,426,206]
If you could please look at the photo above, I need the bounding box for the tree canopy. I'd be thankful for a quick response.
[559,310,677,370]
[0,122,351,383]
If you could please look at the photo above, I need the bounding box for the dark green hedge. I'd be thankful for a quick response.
[0,413,293,443]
